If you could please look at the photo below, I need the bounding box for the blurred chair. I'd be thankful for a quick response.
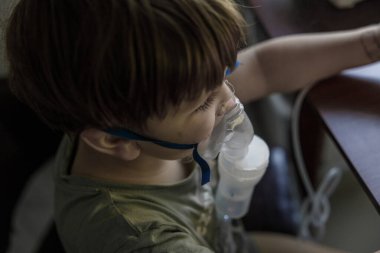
[0,78,63,252]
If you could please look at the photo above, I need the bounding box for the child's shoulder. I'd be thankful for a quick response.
[58,184,213,252]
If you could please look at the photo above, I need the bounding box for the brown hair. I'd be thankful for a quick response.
[6,0,245,133]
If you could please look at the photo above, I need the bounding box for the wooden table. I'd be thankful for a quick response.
[250,0,380,212]
[305,64,380,212]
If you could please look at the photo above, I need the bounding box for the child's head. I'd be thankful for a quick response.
[6,0,245,135]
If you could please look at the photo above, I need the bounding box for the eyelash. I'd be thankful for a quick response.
[195,95,216,112]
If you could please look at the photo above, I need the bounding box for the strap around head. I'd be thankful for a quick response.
[105,128,195,149]
[104,128,211,185]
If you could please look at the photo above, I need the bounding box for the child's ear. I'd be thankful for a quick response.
[80,128,141,161]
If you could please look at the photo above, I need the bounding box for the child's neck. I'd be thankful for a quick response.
[71,140,192,185]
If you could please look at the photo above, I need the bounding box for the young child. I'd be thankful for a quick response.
[5,0,380,252]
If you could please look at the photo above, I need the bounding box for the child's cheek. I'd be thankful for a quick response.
[191,116,215,143]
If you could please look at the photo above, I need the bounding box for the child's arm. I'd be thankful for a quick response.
[229,25,379,103]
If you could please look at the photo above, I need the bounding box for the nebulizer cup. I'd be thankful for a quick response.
[203,96,270,219]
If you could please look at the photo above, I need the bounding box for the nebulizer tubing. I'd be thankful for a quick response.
[291,84,343,240]
[203,93,269,220]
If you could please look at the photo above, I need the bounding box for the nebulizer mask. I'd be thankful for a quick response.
[202,81,269,219]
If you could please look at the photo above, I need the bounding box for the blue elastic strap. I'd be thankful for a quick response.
[105,129,195,149]
[192,143,210,185]
[104,129,211,185]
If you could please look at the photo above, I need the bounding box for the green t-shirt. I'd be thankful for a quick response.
[54,136,257,253]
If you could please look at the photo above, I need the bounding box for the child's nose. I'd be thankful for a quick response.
[216,97,236,116]
[216,81,236,116]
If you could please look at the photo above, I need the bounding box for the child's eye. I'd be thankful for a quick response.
[195,95,216,112]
